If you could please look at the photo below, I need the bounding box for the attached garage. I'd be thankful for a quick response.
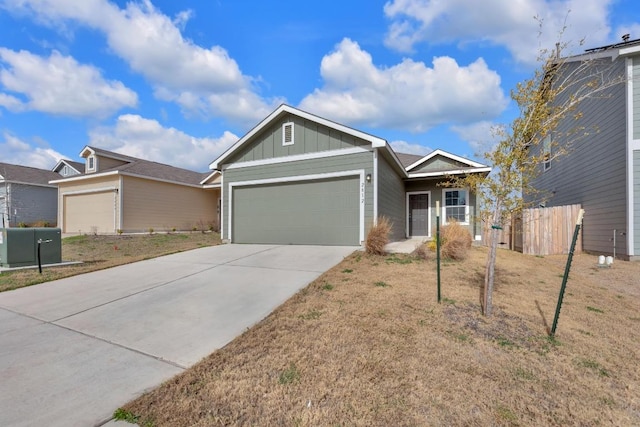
[230,175,362,245]
[63,190,116,234]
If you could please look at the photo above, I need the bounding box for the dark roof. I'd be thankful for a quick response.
[0,162,61,186]
[79,146,208,186]
[64,160,84,172]
[395,152,425,168]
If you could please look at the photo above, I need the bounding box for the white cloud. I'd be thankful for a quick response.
[451,121,500,155]
[384,0,615,65]
[0,131,66,169]
[390,140,432,155]
[0,48,137,117]
[88,114,238,171]
[4,0,281,125]
[299,38,508,132]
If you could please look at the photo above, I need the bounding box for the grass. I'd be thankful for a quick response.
[0,232,221,293]
[118,247,640,426]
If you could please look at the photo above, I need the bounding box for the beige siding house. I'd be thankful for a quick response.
[52,146,220,234]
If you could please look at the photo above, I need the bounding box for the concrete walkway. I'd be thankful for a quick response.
[0,244,355,427]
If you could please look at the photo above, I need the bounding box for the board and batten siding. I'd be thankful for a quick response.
[528,58,628,256]
[122,176,219,232]
[634,150,640,256]
[411,155,467,173]
[222,151,374,241]
[227,113,370,164]
[376,154,406,240]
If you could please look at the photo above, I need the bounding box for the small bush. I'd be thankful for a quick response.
[440,220,472,260]
[365,216,392,255]
[413,220,472,261]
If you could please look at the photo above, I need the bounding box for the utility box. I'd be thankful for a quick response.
[0,228,62,268]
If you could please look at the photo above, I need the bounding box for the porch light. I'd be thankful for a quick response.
[366,174,371,183]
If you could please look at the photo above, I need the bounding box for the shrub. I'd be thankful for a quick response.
[413,241,432,260]
[440,220,472,260]
[413,220,472,261]
[365,216,392,255]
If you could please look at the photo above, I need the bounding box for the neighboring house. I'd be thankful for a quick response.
[527,37,640,260]
[209,104,490,246]
[0,162,60,227]
[51,146,221,234]
[52,159,84,178]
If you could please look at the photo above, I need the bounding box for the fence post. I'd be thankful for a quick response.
[550,209,584,337]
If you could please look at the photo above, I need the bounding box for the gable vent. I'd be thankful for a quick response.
[282,122,294,146]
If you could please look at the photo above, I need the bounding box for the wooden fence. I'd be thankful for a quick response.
[483,204,582,256]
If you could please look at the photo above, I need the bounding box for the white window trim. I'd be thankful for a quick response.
[405,191,431,238]
[87,155,96,172]
[442,188,470,225]
[227,170,365,244]
[282,122,294,146]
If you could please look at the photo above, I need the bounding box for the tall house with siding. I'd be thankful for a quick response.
[528,37,640,260]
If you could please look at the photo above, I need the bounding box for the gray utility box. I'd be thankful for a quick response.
[0,228,62,268]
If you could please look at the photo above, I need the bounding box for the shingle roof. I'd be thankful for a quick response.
[64,160,85,172]
[395,152,425,168]
[0,162,61,186]
[80,146,208,186]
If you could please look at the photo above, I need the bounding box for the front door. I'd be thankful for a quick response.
[408,193,429,236]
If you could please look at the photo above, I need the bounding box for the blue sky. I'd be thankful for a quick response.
[1,0,639,171]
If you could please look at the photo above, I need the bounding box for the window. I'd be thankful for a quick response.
[442,189,469,224]
[543,134,551,171]
[62,165,69,176]
[282,122,294,146]
[88,156,95,171]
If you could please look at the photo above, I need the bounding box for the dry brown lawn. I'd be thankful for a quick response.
[119,246,640,426]
[0,232,221,293]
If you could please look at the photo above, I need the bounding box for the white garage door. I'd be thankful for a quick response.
[64,191,115,234]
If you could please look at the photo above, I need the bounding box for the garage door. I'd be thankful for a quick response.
[64,191,115,234]
[232,176,360,245]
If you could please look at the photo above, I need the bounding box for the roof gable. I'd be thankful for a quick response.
[209,104,387,170]
[52,159,83,176]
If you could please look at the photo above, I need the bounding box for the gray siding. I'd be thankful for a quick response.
[227,113,369,164]
[411,155,467,173]
[222,151,374,241]
[377,154,406,240]
[528,58,628,256]
[634,57,640,140]
[404,180,479,238]
[3,183,57,226]
[635,151,640,255]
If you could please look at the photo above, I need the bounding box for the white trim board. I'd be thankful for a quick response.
[223,147,370,171]
[227,170,366,244]
[626,57,636,256]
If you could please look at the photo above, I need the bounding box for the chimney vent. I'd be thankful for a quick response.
[622,34,630,42]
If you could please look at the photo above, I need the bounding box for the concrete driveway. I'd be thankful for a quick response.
[0,244,355,427]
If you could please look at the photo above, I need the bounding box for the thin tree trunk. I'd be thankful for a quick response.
[483,203,501,316]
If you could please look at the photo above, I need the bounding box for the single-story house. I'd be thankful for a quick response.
[51,146,221,234]
[209,104,491,246]
[0,162,61,227]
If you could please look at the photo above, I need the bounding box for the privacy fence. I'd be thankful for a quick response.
[484,204,582,256]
